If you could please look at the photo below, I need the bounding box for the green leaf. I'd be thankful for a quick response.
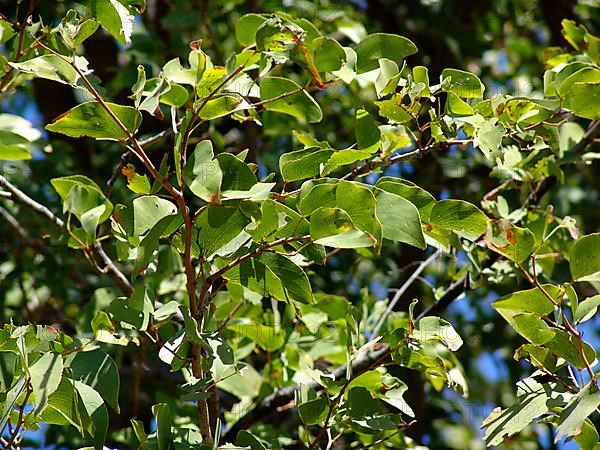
[51,175,113,223]
[126,172,151,194]
[570,233,600,281]
[442,68,484,98]
[375,58,401,97]
[485,220,535,263]
[46,101,141,140]
[414,317,463,351]
[298,179,338,216]
[572,418,600,450]
[68,349,120,412]
[223,252,314,304]
[254,252,313,304]
[556,382,600,443]
[248,199,308,242]
[0,18,16,44]
[9,55,79,85]
[375,190,425,249]
[0,144,31,160]
[152,301,180,322]
[217,152,257,191]
[197,93,252,120]
[131,418,147,447]
[59,10,99,48]
[236,430,267,450]
[184,140,223,201]
[91,311,114,337]
[380,385,414,417]
[473,118,506,159]
[131,65,146,108]
[322,148,371,176]
[236,13,266,46]
[0,115,40,160]
[561,19,587,51]
[298,395,328,425]
[492,285,559,331]
[558,67,600,96]
[260,76,322,123]
[138,77,170,116]
[428,200,488,240]
[108,284,154,331]
[413,66,430,94]
[196,206,248,258]
[130,195,177,236]
[162,57,196,86]
[355,33,417,73]
[355,109,380,153]
[545,330,596,370]
[337,180,381,247]
[483,377,559,446]
[310,37,345,73]
[512,312,556,345]
[40,376,83,431]
[376,177,436,222]
[279,147,333,182]
[152,403,172,450]
[347,387,381,419]
[74,381,108,450]
[0,114,42,142]
[566,82,600,119]
[445,92,474,116]
[91,0,135,45]
[227,319,285,352]
[160,83,188,107]
[30,353,63,415]
[255,17,301,52]
[310,207,373,248]
[197,66,226,97]
[574,294,600,323]
[133,213,178,275]
[375,96,412,124]
[221,182,275,202]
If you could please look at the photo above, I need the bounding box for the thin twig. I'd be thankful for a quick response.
[0,175,64,229]
[107,121,183,194]
[372,250,440,337]
[207,235,311,285]
[342,139,471,181]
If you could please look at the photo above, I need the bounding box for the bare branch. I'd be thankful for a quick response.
[372,250,441,337]
[342,139,471,181]
[0,175,64,229]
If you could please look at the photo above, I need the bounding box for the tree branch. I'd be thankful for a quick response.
[0,174,133,295]
[342,139,471,181]
[574,119,600,154]
[372,250,440,337]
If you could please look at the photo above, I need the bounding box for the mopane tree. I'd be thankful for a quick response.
[0,1,599,449]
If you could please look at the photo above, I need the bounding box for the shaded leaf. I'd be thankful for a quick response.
[68,349,120,412]
[260,76,322,123]
[30,353,63,415]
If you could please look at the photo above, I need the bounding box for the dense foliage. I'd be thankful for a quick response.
[0,1,599,449]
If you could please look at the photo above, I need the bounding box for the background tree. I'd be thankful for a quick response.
[0,1,599,449]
